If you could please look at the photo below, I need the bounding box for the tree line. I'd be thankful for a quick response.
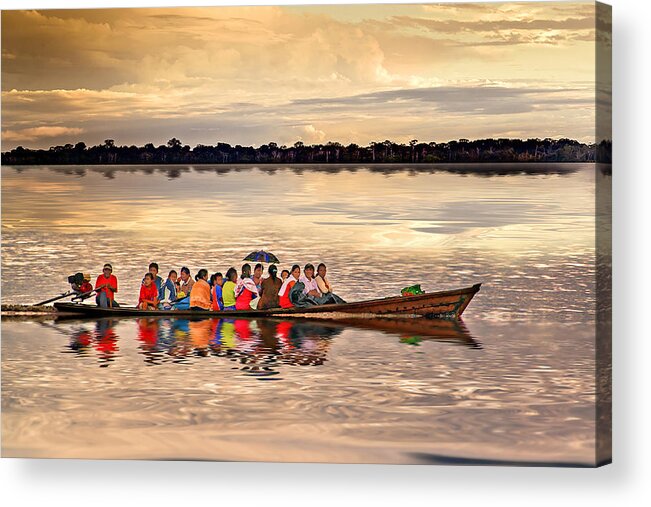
[2,137,610,165]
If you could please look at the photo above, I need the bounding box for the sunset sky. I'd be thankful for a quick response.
[2,2,600,150]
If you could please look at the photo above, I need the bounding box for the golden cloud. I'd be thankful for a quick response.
[1,4,598,149]
[2,126,84,142]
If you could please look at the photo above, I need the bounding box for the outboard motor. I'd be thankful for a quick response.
[68,273,93,299]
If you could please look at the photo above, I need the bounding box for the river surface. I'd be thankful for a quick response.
[1,163,607,464]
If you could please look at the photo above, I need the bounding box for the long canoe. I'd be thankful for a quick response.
[53,283,481,320]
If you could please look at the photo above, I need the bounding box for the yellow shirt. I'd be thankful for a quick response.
[222,280,237,307]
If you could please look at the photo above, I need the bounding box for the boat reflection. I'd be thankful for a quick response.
[58,317,479,374]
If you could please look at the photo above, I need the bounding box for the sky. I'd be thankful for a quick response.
[1,2,603,150]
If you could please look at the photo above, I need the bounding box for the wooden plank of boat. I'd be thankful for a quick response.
[53,283,481,320]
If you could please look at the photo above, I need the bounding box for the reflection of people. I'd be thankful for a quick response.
[234,319,252,340]
[169,319,192,357]
[189,319,212,349]
[95,263,119,308]
[257,319,279,349]
[68,327,93,352]
[258,264,282,310]
[94,319,118,366]
[137,318,159,347]
[139,273,159,310]
[136,318,163,365]
[276,321,294,345]
[219,319,237,348]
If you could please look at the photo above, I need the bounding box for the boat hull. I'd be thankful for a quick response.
[54,283,481,320]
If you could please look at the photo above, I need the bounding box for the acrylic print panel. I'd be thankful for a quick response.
[1,1,611,466]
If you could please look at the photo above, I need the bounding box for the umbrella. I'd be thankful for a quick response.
[243,250,280,263]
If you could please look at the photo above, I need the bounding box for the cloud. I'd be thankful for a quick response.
[1,4,598,149]
[2,126,84,142]
[288,85,593,116]
[293,124,326,144]
[388,15,595,35]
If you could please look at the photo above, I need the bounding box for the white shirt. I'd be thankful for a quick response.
[299,274,321,296]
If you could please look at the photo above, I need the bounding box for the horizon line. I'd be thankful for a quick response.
[3,136,605,153]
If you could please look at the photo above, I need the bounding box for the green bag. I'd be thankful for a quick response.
[401,284,425,296]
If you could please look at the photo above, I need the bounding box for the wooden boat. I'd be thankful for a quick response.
[54,283,481,320]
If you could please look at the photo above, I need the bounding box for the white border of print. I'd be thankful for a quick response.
[1,1,650,506]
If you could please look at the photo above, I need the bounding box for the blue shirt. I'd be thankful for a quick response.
[212,284,224,310]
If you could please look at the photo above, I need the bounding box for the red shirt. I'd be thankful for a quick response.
[279,280,295,308]
[235,288,255,310]
[139,283,159,305]
[95,274,118,300]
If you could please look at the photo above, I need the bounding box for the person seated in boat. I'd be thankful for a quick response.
[189,269,211,311]
[315,263,332,294]
[177,266,194,298]
[235,263,259,310]
[315,263,346,304]
[95,263,119,308]
[299,263,321,298]
[138,273,160,310]
[143,262,164,298]
[291,263,346,307]
[211,272,224,311]
[258,264,283,310]
[252,263,264,292]
[222,268,238,311]
[278,264,300,309]
[160,270,178,310]
[281,269,290,282]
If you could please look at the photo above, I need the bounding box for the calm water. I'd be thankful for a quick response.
[1,163,607,464]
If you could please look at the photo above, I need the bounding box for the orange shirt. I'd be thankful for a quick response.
[190,279,211,309]
[95,274,118,300]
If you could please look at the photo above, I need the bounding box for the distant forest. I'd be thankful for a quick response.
[2,138,611,165]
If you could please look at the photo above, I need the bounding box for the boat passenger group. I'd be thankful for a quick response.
[90,262,346,311]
